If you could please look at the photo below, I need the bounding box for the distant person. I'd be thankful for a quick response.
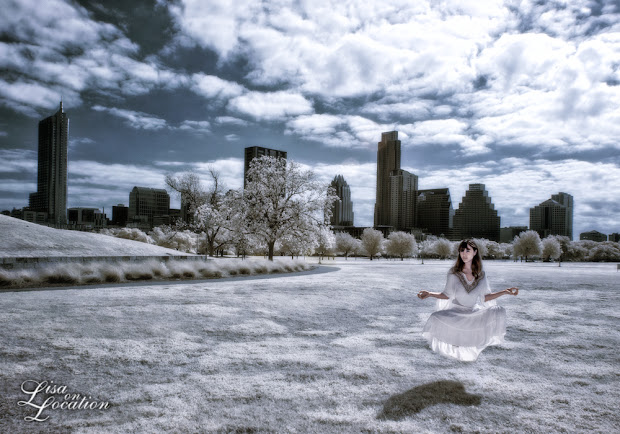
[417,239,518,361]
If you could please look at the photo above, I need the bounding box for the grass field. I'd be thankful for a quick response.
[1,259,618,433]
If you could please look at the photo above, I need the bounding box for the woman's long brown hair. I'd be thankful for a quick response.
[451,239,483,277]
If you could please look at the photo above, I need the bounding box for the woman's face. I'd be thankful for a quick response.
[460,245,477,264]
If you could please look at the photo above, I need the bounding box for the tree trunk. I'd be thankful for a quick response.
[207,235,215,257]
[268,241,275,261]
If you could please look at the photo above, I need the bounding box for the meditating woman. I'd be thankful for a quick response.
[418,239,518,361]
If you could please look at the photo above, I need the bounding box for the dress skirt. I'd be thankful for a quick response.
[422,305,506,361]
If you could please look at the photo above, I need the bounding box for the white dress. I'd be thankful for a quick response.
[422,271,506,361]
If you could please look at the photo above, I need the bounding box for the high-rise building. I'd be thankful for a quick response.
[552,192,573,240]
[609,233,620,242]
[530,192,574,240]
[417,188,454,237]
[112,204,128,226]
[244,146,287,188]
[128,187,170,227]
[453,184,501,241]
[389,169,418,231]
[29,101,68,225]
[330,175,354,226]
[374,131,401,227]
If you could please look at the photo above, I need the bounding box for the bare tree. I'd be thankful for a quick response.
[361,228,384,260]
[165,171,207,222]
[385,231,417,260]
[166,168,234,256]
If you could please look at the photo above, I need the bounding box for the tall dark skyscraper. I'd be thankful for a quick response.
[530,192,573,240]
[244,146,287,188]
[417,188,454,237]
[453,184,501,241]
[29,101,68,225]
[389,169,417,231]
[374,131,401,227]
[330,175,354,226]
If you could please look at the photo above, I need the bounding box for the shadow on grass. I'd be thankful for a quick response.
[377,380,481,420]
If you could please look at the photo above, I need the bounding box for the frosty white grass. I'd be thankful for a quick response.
[1,260,618,432]
[0,258,311,289]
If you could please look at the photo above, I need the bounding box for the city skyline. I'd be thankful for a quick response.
[1,1,619,237]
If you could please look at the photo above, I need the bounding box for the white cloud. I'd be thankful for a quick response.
[285,114,390,148]
[92,105,168,130]
[191,73,245,100]
[177,120,211,134]
[167,0,259,57]
[0,0,187,113]
[215,116,250,126]
[0,149,37,173]
[228,91,313,121]
[0,78,81,114]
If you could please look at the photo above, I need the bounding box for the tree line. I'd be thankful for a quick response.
[100,156,620,262]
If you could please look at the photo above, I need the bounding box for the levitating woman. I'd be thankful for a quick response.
[417,239,518,361]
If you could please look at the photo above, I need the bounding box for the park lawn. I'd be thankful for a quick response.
[1,259,618,432]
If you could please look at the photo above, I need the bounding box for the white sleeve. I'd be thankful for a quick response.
[436,272,456,311]
[478,275,497,308]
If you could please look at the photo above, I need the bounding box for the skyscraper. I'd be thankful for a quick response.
[374,131,401,227]
[244,146,287,188]
[330,175,354,226]
[530,192,574,240]
[29,101,68,225]
[389,169,418,231]
[417,188,454,237]
[453,184,501,241]
[551,192,573,240]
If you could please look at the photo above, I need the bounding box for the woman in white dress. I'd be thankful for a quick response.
[417,239,518,361]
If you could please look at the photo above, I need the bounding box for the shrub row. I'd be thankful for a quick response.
[0,259,311,290]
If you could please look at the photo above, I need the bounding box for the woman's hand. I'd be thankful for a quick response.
[417,290,430,300]
[505,287,519,296]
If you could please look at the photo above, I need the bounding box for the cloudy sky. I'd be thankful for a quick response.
[1,0,619,238]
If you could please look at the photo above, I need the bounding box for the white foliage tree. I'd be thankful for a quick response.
[103,227,154,244]
[314,226,336,260]
[418,238,436,263]
[360,228,384,260]
[471,238,488,258]
[242,156,337,261]
[334,232,358,259]
[587,242,620,262]
[279,233,314,259]
[542,237,561,262]
[513,230,543,261]
[485,241,502,259]
[195,188,240,256]
[434,238,454,259]
[385,231,417,260]
[149,226,197,253]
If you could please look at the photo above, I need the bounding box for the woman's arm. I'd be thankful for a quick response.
[484,287,518,302]
[417,290,449,300]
